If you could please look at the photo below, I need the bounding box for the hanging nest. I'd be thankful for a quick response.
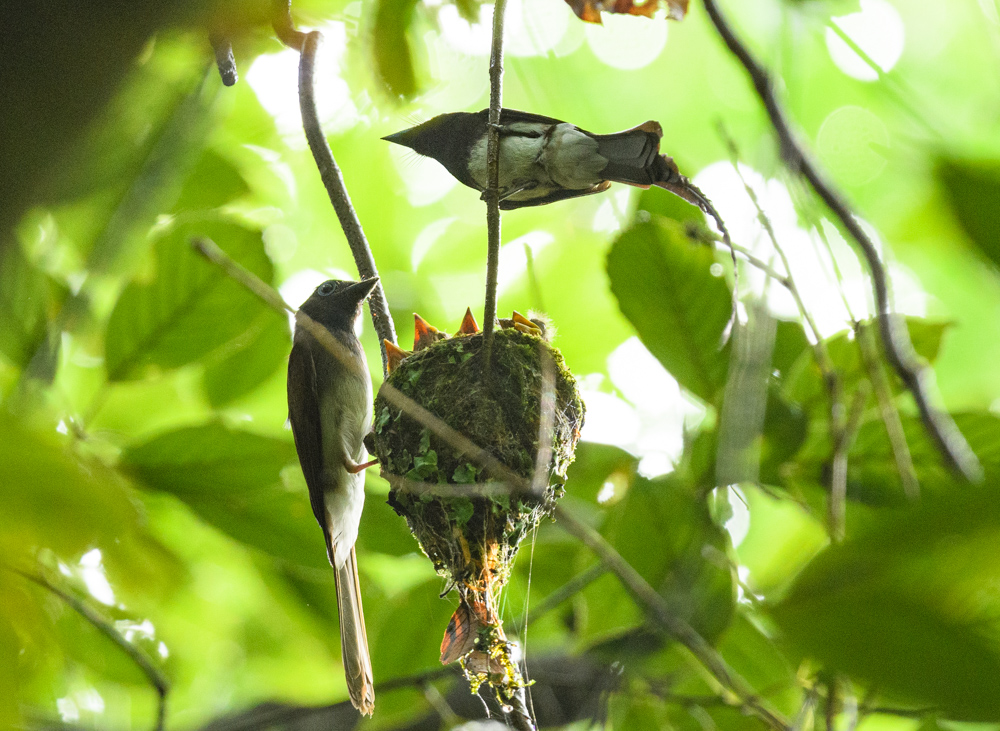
[371,309,584,704]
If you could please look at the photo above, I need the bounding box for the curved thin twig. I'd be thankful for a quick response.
[702,0,981,483]
[270,14,397,374]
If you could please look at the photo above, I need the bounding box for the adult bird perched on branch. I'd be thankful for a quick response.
[383,108,709,210]
[287,278,379,715]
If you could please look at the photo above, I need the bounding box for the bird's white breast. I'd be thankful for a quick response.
[320,369,371,568]
[467,123,607,197]
[468,134,547,191]
[542,125,606,189]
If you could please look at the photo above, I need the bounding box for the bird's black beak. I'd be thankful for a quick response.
[342,277,379,306]
[381,129,416,149]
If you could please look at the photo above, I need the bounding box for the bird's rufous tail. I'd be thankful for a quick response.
[334,546,375,715]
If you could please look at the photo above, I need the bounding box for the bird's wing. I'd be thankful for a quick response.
[287,340,335,562]
[499,181,612,209]
[496,107,569,128]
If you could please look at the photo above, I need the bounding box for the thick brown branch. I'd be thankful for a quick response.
[702,0,981,483]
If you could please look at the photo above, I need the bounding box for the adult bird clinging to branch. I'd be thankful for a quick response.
[384,108,709,211]
[287,278,380,715]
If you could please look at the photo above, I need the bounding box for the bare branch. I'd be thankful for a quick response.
[193,238,291,314]
[209,31,238,86]
[702,0,981,483]
[481,0,509,375]
[294,28,397,374]
[9,566,169,731]
[271,0,306,50]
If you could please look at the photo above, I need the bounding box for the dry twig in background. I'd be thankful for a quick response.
[702,0,981,483]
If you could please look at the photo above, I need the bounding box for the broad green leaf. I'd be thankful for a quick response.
[368,579,451,679]
[105,218,273,381]
[715,612,795,699]
[120,423,327,570]
[843,412,1000,504]
[0,242,60,369]
[937,157,1000,270]
[608,217,732,405]
[202,309,290,407]
[771,318,811,377]
[373,0,419,100]
[773,487,1000,721]
[634,183,707,225]
[0,417,140,559]
[783,317,951,409]
[564,441,638,503]
[589,474,734,643]
[173,149,251,213]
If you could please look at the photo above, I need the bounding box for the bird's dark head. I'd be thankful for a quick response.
[382,112,485,182]
[298,278,379,332]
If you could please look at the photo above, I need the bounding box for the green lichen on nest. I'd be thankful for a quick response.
[372,327,584,585]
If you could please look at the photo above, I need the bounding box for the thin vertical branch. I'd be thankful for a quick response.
[829,385,869,541]
[289,24,397,374]
[10,567,169,731]
[481,0,509,375]
[702,0,981,483]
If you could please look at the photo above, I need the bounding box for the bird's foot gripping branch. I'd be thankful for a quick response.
[371,311,584,704]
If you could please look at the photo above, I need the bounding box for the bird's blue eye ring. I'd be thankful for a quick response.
[318,282,336,296]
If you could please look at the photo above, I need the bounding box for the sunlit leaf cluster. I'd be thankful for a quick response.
[3,0,1000,730]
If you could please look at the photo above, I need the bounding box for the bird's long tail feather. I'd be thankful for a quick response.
[335,546,375,715]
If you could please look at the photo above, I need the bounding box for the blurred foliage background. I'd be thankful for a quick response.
[3,0,1000,729]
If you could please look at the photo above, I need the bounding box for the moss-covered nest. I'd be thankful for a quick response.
[372,324,584,693]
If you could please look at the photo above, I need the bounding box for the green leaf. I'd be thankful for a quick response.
[772,486,1000,721]
[120,423,328,570]
[0,417,141,559]
[105,217,273,381]
[592,474,734,643]
[783,317,951,409]
[844,412,1000,504]
[202,309,290,407]
[634,184,707,226]
[937,157,1000,269]
[372,0,419,100]
[173,149,251,212]
[0,242,61,369]
[565,441,638,503]
[608,217,732,404]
